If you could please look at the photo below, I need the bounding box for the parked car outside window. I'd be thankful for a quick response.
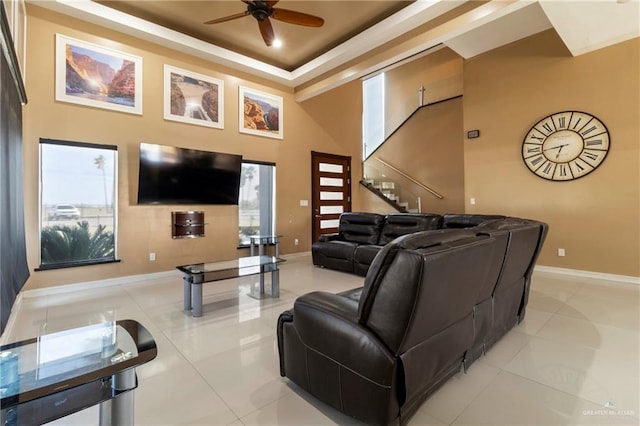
[49,204,80,220]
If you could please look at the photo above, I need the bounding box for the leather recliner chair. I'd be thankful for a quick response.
[311,212,386,273]
[353,213,442,276]
[469,218,549,363]
[278,230,502,425]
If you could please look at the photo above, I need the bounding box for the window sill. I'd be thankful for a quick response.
[35,258,121,271]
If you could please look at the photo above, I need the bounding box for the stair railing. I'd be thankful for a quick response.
[374,157,443,199]
[362,162,421,212]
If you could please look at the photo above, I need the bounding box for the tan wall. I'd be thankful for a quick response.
[384,48,463,136]
[464,30,640,277]
[22,6,362,290]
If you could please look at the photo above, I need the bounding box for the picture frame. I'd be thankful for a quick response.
[55,34,142,115]
[239,86,283,139]
[164,65,224,129]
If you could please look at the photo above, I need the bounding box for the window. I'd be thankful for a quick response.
[238,161,275,246]
[39,139,117,269]
[362,72,385,159]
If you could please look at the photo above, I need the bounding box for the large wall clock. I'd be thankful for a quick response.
[522,111,610,181]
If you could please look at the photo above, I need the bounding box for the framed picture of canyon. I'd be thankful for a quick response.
[239,86,283,139]
[164,65,224,129]
[55,34,142,115]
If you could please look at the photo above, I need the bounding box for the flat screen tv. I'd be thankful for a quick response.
[137,142,242,205]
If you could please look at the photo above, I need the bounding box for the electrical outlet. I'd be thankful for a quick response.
[149,252,156,261]
[294,238,299,246]
[470,197,476,205]
[558,248,565,257]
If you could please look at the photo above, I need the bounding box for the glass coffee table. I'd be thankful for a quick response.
[177,255,285,317]
[0,320,157,425]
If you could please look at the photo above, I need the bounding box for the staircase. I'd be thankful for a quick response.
[360,179,415,213]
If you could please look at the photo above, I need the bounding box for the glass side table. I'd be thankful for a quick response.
[0,319,157,425]
[249,235,281,257]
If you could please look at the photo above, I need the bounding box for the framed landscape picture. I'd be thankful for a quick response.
[164,65,224,129]
[55,34,142,115]
[239,86,283,139]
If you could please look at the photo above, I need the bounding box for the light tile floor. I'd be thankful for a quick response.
[3,255,639,425]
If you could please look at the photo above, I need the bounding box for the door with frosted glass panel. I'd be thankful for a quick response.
[311,151,351,242]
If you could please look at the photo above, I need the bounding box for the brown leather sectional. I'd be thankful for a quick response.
[279,215,547,425]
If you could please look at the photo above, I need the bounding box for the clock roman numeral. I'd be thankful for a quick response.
[569,159,593,177]
[542,123,553,133]
[586,139,603,147]
[558,117,566,128]
[583,151,599,161]
[559,164,567,176]
[572,118,582,129]
[527,146,541,153]
[581,125,597,136]
[543,162,553,174]
[553,163,573,180]
[530,156,544,166]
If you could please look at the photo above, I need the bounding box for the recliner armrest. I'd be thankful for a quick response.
[293,292,396,385]
[318,233,341,242]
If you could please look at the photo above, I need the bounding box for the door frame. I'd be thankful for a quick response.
[311,151,352,242]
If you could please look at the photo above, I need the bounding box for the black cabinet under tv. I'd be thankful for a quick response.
[172,211,205,239]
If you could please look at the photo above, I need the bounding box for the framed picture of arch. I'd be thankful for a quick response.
[55,34,142,115]
[164,65,224,129]
[239,86,283,140]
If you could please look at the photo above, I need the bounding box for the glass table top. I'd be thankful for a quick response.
[0,319,157,407]
[249,235,281,242]
[177,255,284,276]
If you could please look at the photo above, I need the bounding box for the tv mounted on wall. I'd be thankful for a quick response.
[137,142,242,205]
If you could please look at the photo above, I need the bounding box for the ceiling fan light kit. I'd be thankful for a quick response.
[205,0,324,47]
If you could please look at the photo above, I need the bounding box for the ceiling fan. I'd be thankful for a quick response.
[204,0,325,47]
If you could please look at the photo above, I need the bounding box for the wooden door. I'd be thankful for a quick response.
[311,151,352,242]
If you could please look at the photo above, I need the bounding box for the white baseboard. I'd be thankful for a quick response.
[281,251,312,259]
[534,265,640,285]
[22,269,182,298]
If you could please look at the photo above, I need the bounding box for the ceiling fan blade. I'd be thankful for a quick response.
[258,18,275,47]
[204,11,249,25]
[270,8,324,27]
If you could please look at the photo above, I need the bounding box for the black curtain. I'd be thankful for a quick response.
[1,4,29,335]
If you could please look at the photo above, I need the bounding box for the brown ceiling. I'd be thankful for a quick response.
[96,0,412,71]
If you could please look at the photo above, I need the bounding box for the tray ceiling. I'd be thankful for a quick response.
[30,0,640,100]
